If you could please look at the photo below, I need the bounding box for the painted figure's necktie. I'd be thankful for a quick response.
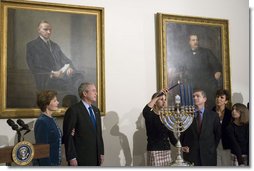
[46,40,52,52]
[46,40,57,64]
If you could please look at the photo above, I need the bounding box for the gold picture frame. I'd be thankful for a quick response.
[157,13,231,107]
[0,0,105,118]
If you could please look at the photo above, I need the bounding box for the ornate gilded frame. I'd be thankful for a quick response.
[157,13,231,105]
[0,0,105,118]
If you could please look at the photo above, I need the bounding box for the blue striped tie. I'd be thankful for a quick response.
[88,106,96,128]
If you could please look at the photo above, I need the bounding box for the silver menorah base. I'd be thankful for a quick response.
[160,95,195,167]
[169,140,193,166]
[169,140,193,167]
[170,160,193,166]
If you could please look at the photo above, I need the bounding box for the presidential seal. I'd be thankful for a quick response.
[12,141,34,165]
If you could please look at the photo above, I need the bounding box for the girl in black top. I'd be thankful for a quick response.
[142,89,177,166]
[226,103,249,166]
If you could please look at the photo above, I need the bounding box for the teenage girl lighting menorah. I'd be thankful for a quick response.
[159,83,195,166]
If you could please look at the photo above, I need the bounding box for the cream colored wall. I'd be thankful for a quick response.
[0,0,249,166]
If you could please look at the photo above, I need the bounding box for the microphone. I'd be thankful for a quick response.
[156,80,181,97]
[17,119,30,131]
[7,119,19,131]
[7,119,15,126]
[6,119,22,142]
[11,124,19,131]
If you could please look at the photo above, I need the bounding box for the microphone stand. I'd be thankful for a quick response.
[17,129,22,143]
[17,119,31,142]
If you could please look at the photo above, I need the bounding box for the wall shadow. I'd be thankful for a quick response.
[132,113,147,166]
[231,92,244,104]
[102,111,132,166]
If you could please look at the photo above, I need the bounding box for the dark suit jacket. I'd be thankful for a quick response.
[26,37,78,91]
[62,101,104,166]
[180,109,221,166]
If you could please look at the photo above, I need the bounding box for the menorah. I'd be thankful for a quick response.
[159,94,194,166]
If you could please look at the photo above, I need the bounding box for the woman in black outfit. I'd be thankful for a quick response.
[212,89,232,166]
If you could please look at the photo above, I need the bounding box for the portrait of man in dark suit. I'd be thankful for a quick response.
[175,33,222,108]
[3,6,101,112]
[26,20,85,99]
[166,23,223,108]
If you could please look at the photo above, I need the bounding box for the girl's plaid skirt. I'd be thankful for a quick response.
[147,150,172,166]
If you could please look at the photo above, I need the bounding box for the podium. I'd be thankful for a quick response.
[0,144,49,165]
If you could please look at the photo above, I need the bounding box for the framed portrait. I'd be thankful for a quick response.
[0,0,105,118]
[157,13,230,108]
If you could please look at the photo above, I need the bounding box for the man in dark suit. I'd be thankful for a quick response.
[180,89,221,166]
[26,20,84,94]
[63,82,104,166]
